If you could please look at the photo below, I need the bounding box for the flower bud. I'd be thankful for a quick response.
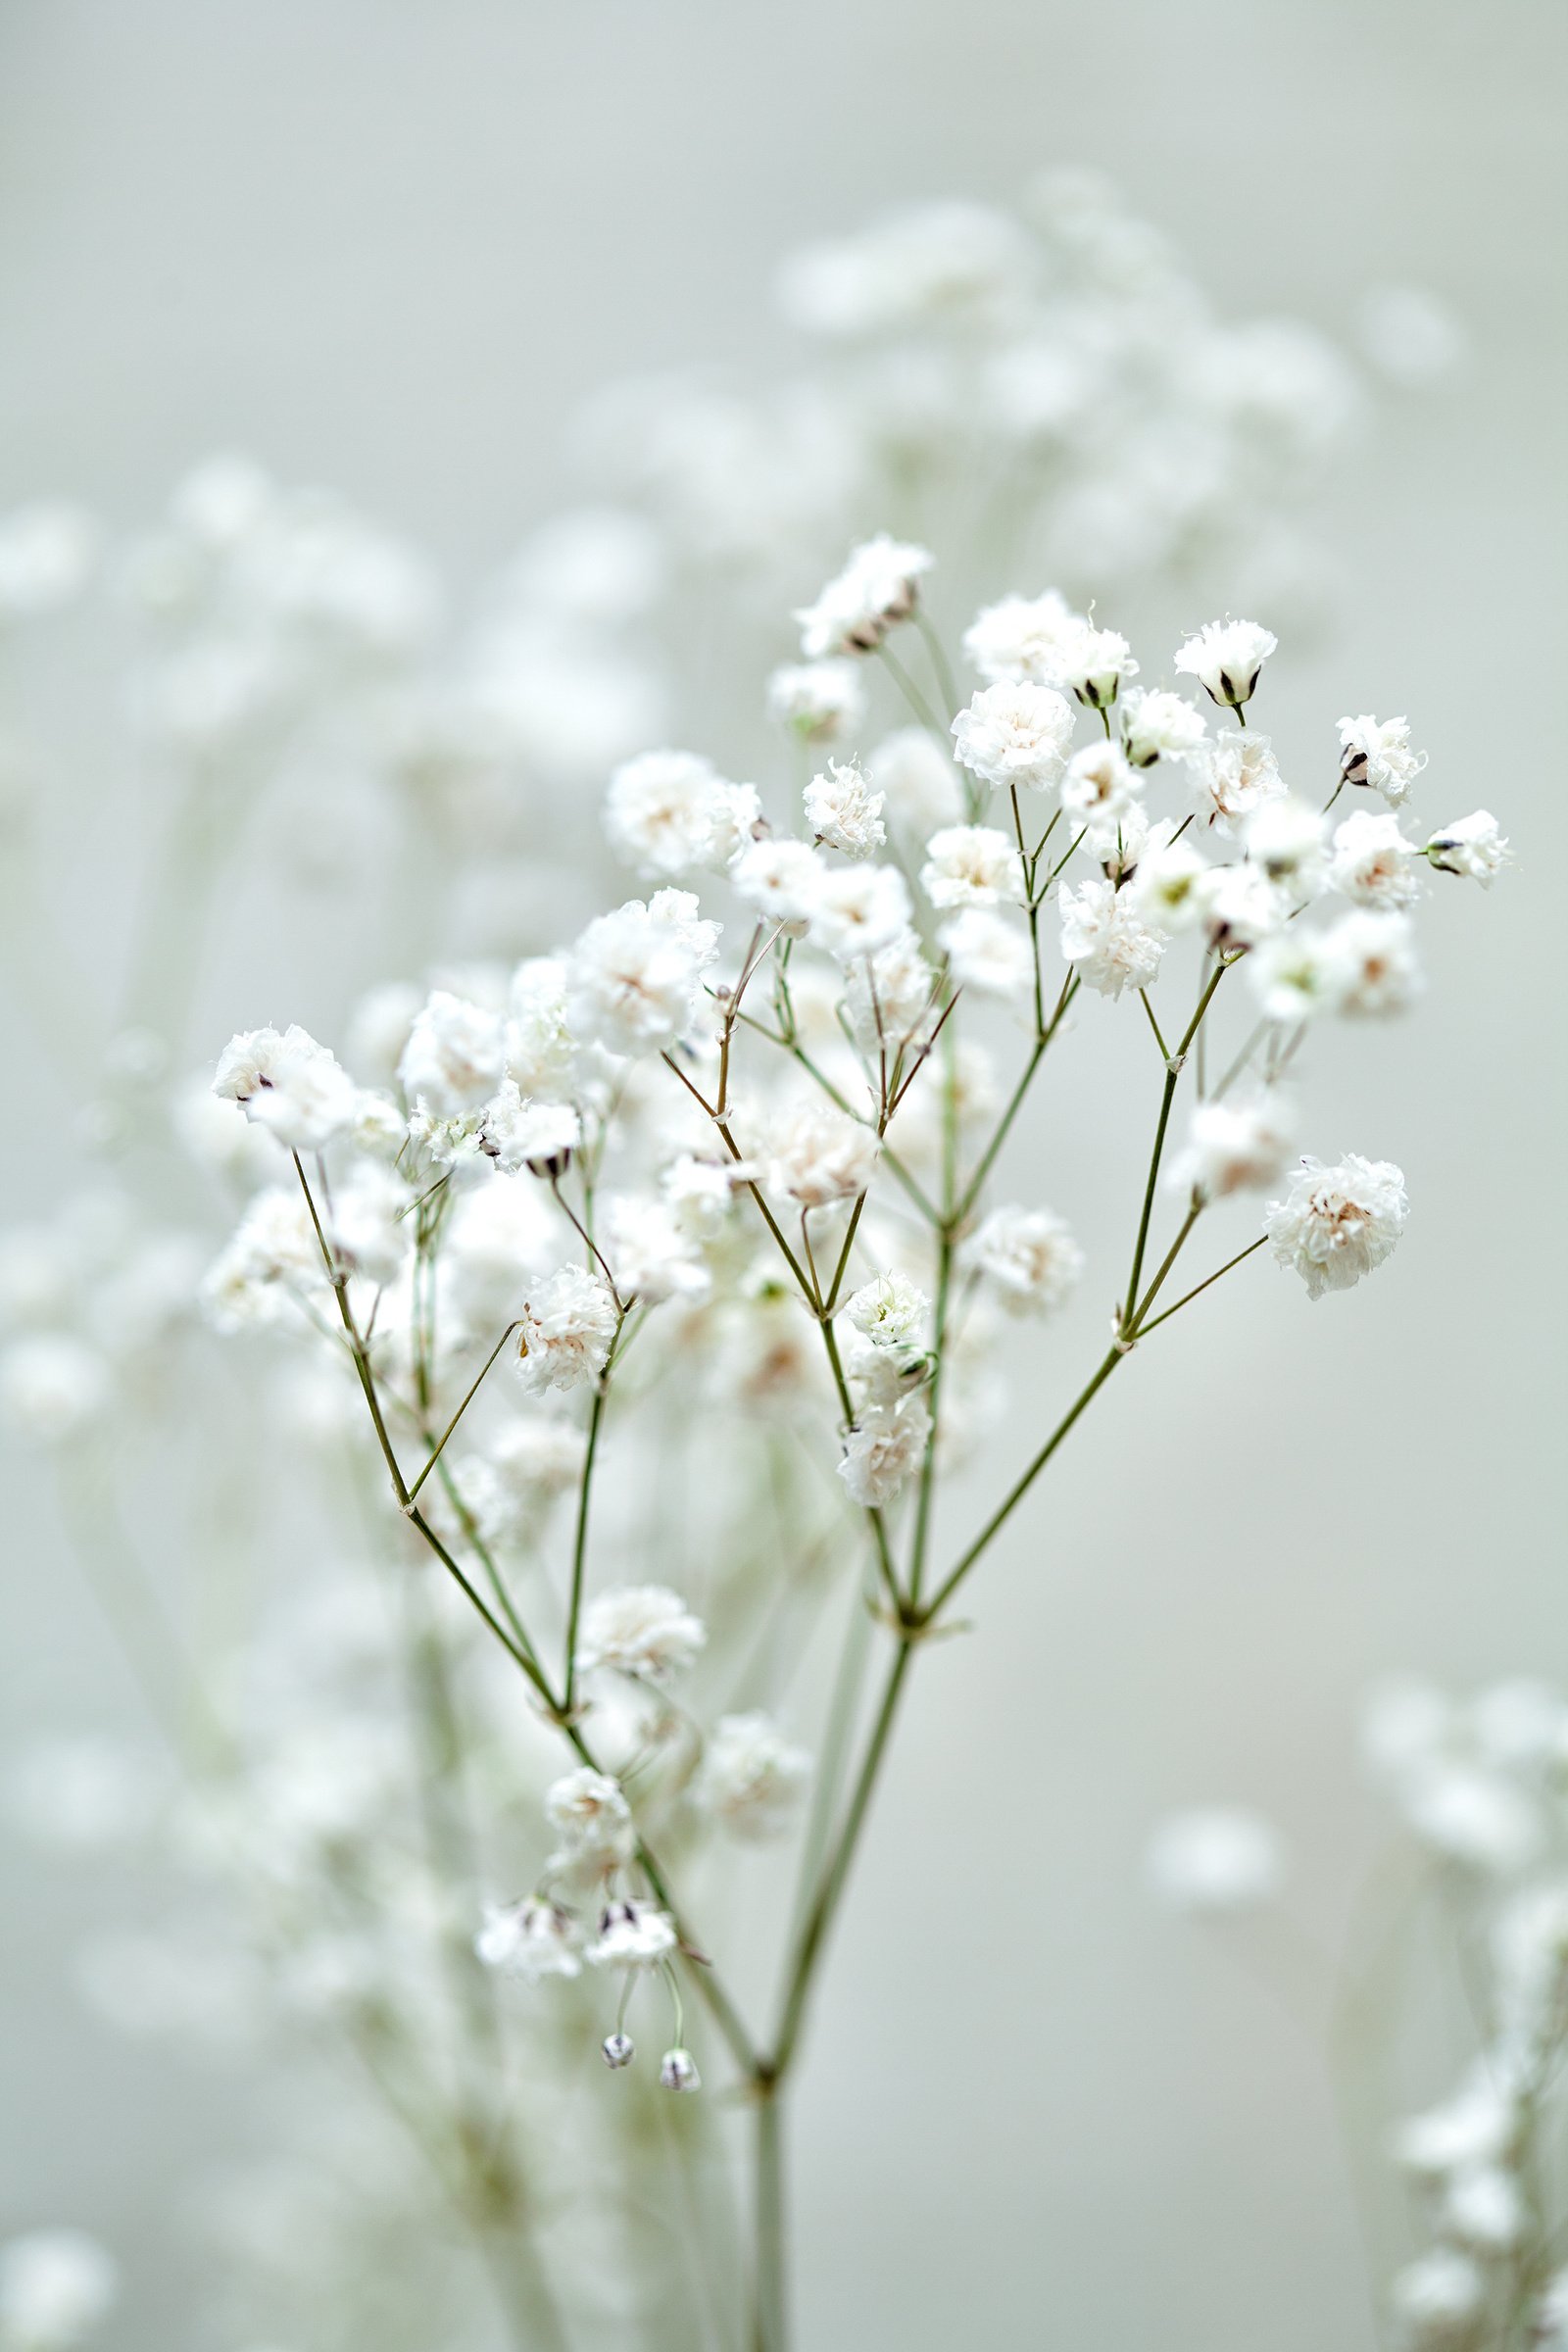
[659,2046,701,2093]
[601,2032,635,2070]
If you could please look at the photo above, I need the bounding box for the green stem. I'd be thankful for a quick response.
[563,1382,610,1714]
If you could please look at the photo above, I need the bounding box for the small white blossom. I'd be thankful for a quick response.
[1391,2065,1520,2182]
[696,1713,811,1839]
[731,836,826,924]
[796,534,934,659]
[1123,688,1207,768]
[1168,1095,1295,1200]
[397,993,507,1118]
[461,1414,588,1545]
[766,658,865,742]
[1191,728,1286,834]
[1248,928,1345,1024]
[804,758,886,858]
[1131,827,1209,932]
[1388,2248,1486,2348]
[845,1271,929,1357]
[1061,739,1139,829]
[841,930,938,1050]
[866,727,963,833]
[586,1899,678,1968]
[1426,809,1511,886]
[565,891,720,1056]
[481,1084,581,1176]
[602,1192,709,1303]
[1442,2165,1525,2255]
[1264,1153,1408,1299]
[941,907,1034,1001]
[660,2046,701,2092]
[605,749,759,878]
[961,590,1082,685]
[838,1390,932,1506]
[1146,1809,1284,1914]
[1322,909,1422,1018]
[1329,809,1422,908]
[1173,617,1277,709]
[1197,862,1287,953]
[323,1161,414,1284]
[476,1898,583,1981]
[514,1266,619,1394]
[1338,712,1426,805]
[919,824,1024,909]
[1244,796,1326,896]
[575,1585,707,1683]
[960,1205,1084,1317]
[544,1768,635,1863]
[1058,876,1166,997]
[808,863,912,962]
[1054,620,1138,710]
[767,1101,880,1207]
[951,679,1075,795]
[214,1024,356,1151]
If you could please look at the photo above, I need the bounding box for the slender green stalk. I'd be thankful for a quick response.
[754,2084,787,2352]
[1133,1236,1267,1337]
[875,640,944,737]
[407,1321,522,1502]
[563,1382,610,1715]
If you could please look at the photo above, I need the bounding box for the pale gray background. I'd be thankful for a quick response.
[1,3,1563,2346]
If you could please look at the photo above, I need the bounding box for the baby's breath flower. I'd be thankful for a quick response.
[696,1713,811,1840]
[481,1084,581,1178]
[951,679,1075,795]
[544,1769,635,1864]
[1425,809,1511,885]
[960,1205,1084,1316]
[475,1898,583,1981]
[398,993,507,1119]
[1197,862,1287,954]
[1191,728,1286,834]
[804,758,886,858]
[865,726,963,834]
[605,749,760,879]
[837,1390,932,1506]
[766,659,865,743]
[514,1266,618,1394]
[1054,620,1138,710]
[844,1271,929,1356]
[659,2046,701,2093]
[1243,795,1326,895]
[1168,1095,1295,1200]
[602,1192,709,1303]
[1173,616,1278,710]
[1323,908,1422,1018]
[1060,739,1139,829]
[1264,1153,1408,1298]
[919,824,1024,909]
[808,864,912,962]
[586,1899,678,1969]
[575,1586,707,1684]
[1058,876,1166,996]
[1131,827,1209,932]
[1338,712,1426,805]
[766,1101,880,1208]
[1387,2247,1486,2348]
[941,907,1034,1001]
[214,1024,356,1151]
[1122,687,1206,768]
[1329,809,1422,908]
[795,535,934,660]
[731,836,825,924]
[565,892,720,1056]
[961,590,1082,685]
[841,930,937,1051]
[1248,928,1343,1024]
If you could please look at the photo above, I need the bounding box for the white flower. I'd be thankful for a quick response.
[214,1023,356,1150]
[1131,827,1209,932]
[1123,688,1206,769]
[514,1266,619,1393]
[1442,2165,1525,2254]
[475,1898,583,1981]
[1338,712,1426,805]
[575,1584,707,1683]
[543,1768,635,1863]
[1322,909,1422,1018]
[480,1083,581,1176]
[941,907,1034,1001]
[1168,1094,1295,1200]
[586,1899,678,1968]
[696,1713,811,1839]
[1053,620,1138,710]
[397,993,507,1118]
[605,749,759,878]
[1404,1767,1543,1875]
[951,680,1075,795]
[804,758,886,858]
[1082,797,1152,879]
[845,1271,929,1357]
[866,726,964,833]
[1247,928,1344,1024]
[808,863,912,961]
[1145,1809,1283,1914]
[766,658,865,742]
[961,590,1082,685]
[1058,876,1166,997]
[323,1160,414,1284]
[565,891,720,1055]
[1243,796,1326,895]
[1391,2064,1520,2181]
[1197,862,1287,953]
[200,1185,322,1333]
[1060,739,1139,829]
[1388,2248,1486,2348]
[0,2230,118,2349]
[838,1389,932,1506]
[919,823,1024,908]
[1426,809,1511,886]
[1263,1153,1408,1298]
[841,930,938,1050]
[461,1414,587,1544]
[506,956,576,1099]
[1329,809,1421,907]
[731,836,826,924]
[0,1337,112,1446]
[660,2046,701,2092]
[767,1100,880,1207]
[602,1192,710,1303]
[1191,728,1286,834]
[1172,617,1278,709]
[960,1205,1084,1317]
[662,1152,741,1240]
[796,534,934,659]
